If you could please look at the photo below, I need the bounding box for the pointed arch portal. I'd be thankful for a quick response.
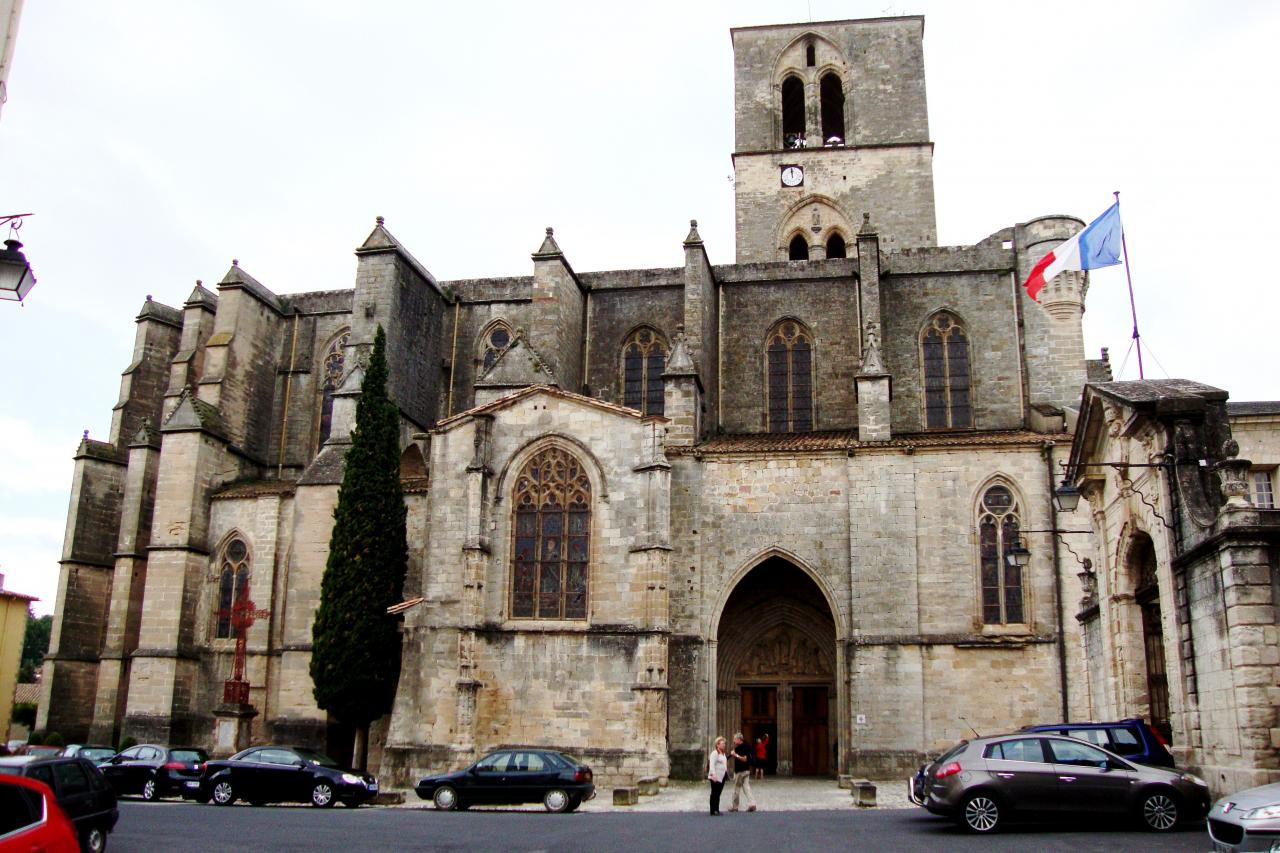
[715,556,838,776]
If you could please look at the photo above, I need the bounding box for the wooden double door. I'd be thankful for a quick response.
[741,684,830,776]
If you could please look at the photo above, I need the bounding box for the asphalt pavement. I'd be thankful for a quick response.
[108,799,1211,852]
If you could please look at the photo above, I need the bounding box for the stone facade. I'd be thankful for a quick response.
[42,15,1186,789]
[1065,383,1280,796]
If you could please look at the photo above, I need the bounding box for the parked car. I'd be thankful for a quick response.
[61,746,118,765]
[199,746,377,808]
[415,748,595,813]
[1021,718,1176,768]
[908,733,1209,833]
[0,755,119,853]
[0,773,80,853]
[99,744,206,801]
[18,744,64,758]
[1206,780,1280,852]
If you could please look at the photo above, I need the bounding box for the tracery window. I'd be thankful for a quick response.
[481,322,513,373]
[318,330,349,448]
[621,327,667,416]
[511,447,590,620]
[215,537,251,639]
[766,320,814,433]
[921,312,972,430]
[978,485,1023,625]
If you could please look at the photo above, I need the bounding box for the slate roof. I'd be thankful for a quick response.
[213,481,297,500]
[1089,379,1227,405]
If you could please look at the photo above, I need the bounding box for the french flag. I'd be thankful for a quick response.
[1023,202,1124,302]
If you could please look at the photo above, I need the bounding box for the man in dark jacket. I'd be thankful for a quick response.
[728,733,756,812]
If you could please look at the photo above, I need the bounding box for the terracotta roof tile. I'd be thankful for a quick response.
[679,429,1065,456]
[13,683,39,705]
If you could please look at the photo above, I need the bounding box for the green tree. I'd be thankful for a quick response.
[310,326,407,771]
[19,612,52,682]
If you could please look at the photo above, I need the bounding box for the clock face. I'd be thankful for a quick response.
[780,166,804,187]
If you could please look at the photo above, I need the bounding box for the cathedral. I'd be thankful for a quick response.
[43,15,1151,786]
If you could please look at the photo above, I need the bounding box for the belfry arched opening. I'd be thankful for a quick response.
[716,556,837,776]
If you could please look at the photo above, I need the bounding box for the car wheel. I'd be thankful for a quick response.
[311,781,336,808]
[960,792,1001,833]
[544,788,571,813]
[82,824,107,853]
[1139,789,1179,831]
[433,785,460,811]
[141,776,158,801]
[211,780,236,806]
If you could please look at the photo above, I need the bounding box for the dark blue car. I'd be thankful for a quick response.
[415,748,594,813]
[1019,719,1175,768]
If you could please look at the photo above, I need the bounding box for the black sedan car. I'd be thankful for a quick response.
[415,748,595,812]
[0,755,119,853]
[100,744,207,801]
[199,746,377,808]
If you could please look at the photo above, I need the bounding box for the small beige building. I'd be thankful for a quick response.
[0,574,36,739]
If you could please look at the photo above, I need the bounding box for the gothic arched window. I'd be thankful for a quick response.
[820,72,845,142]
[318,330,349,448]
[921,312,972,430]
[788,234,809,261]
[766,320,814,433]
[621,327,667,416]
[782,76,805,147]
[978,485,1023,625]
[480,322,513,373]
[826,232,846,259]
[512,447,591,620]
[215,536,251,639]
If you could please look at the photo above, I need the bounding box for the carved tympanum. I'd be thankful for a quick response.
[738,626,832,679]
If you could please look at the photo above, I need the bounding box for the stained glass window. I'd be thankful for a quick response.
[921,313,972,430]
[978,485,1023,625]
[215,536,251,639]
[512,447,591,620]
[481,323,513,373]
[621,327,667,416]
[766,320,814,433]
[318,330,349,448]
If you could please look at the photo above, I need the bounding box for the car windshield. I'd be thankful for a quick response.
[292,749,339,767]
[0,766,19,775]
[170,749,206,763]
[934,741,969,764]
[556,753,582,767]
[80,749,116,762]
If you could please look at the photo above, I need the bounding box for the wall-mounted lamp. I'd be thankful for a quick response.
[1055,460,1175,529]
[0,213,36,304]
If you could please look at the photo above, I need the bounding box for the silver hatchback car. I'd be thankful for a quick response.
[1207,782,1280,852]
[909,733,1210,833]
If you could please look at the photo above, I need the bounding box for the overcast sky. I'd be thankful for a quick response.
[2,0,1278,613]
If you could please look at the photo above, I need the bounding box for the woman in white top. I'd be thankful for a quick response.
[707,736,728,815]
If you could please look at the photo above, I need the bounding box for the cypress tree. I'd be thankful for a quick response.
[310,325,407,770]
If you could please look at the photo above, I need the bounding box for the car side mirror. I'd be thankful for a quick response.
[293,760,307,768]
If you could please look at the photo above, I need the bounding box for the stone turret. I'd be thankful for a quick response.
[680,220,717,434]
[529,227,586,394]
[1016,216,1088,413]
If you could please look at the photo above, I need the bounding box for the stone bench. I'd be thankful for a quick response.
[637,777,660,796]
[851,779,877,808]
[613,787,639,806]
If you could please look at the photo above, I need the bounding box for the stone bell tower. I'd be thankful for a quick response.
[730,17,938,262]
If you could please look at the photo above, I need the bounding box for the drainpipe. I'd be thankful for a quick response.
[1045,441,1069,721]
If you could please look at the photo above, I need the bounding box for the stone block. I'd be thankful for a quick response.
[637,776,660,796]
[837,775,853,789]
[852,780,877,807]
[613,787,639,806]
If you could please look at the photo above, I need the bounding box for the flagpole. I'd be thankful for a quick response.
[1114,190,1144,379]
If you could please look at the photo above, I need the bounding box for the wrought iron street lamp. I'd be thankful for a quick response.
[0,214,36,304]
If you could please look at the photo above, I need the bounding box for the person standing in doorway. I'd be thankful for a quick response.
[708,736,728,815]
[754,734,768,780]
[729,732,757,812]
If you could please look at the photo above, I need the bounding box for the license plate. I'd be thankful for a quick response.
[368,782,378,791]
[1211,841,1233,853]
[185,781,199,789]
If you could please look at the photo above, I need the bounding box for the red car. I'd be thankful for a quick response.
[0,774,79,853]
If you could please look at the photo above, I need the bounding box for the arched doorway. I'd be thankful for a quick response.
[1129,535,1171,742]
[716,556,837,776]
